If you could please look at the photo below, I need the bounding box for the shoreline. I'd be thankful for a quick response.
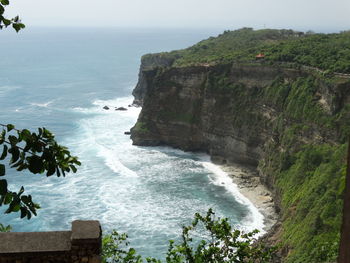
[219,163,278,233]
[198,154,278,235]
[128,101,278,233]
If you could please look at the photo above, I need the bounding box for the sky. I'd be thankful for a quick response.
[5,0,350,32]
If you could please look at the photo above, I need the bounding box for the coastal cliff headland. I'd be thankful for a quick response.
[131,28,350,262]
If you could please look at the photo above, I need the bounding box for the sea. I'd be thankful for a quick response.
[0,27,264,259]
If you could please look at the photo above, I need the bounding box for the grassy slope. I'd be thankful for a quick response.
[259,76,349,262]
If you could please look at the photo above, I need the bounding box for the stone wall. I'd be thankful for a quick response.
[0,220,101,263]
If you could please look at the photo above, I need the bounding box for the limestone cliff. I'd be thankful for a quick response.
[131,62,348,164]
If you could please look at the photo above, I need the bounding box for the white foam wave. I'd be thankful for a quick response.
[198,155,266,235]
[68,96,140,178]
[72,96,140,117]
[30,100,54,108]
[97,146,138,178]
[71,107,97,114]
[92,96,132,108]
[65,95,265,240]
[0,85,20,96]
[15,107,23,112]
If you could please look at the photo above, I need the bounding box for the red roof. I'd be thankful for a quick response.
[256,53,265,58]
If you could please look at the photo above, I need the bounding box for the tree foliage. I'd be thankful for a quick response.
[0,0,25,32]
[0,124,81,219]
[0,222,11,232]
[149,28,350,74]
[102,209,276,263]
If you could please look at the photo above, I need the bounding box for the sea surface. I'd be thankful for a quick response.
[0,27,264,258]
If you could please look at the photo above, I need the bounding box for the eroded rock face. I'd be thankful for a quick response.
[132,53,176,106]
[131,60,350,162]
[131,63,332,167]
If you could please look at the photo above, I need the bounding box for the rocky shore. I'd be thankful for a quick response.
[219,164,278,232]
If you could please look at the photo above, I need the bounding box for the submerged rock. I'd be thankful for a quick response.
[103,106,109,110]
[124,131,131,135]
[116,107,127,111]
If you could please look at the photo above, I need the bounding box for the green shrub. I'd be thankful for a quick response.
[102,209,277,263]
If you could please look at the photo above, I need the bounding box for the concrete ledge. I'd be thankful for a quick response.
[71,220,101,243]
[0,231,71,253]
[0,221,102,263]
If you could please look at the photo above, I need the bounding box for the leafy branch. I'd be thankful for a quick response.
[0,222,11,232]
[0,124,81,219]
[165,208,276,263]
[102,209,277,263]
[0,0,25,32]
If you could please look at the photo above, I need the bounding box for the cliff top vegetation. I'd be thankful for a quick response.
[144,27,350,74]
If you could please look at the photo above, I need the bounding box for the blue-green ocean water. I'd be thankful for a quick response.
[0,27,264,258]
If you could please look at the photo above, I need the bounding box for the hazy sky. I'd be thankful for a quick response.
[6,0,350,32]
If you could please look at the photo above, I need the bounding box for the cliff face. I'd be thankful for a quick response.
[132,54,176,106]
[131,56,350,262]
[132,62,343,166]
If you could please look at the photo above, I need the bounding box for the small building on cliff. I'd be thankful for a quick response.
[255,53,265,60]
